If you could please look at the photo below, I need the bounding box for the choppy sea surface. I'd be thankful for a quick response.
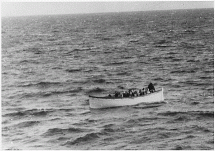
[2,8,214,150]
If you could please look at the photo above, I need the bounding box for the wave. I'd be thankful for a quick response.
[20,87,82,98]
[101,37,114,41]
[129,39,139,43]
[93,79,106,83]
[157,111,183,116]
[107,61,127,66]
[170,69,196,74]
[117,85,125,89]
[63,48,91,56]
[174,115,189,121]
[204,70,213,73]
[178,80,211,87]
[169,83,182,88]
[191,125,211,133]
[102,123,115,128]
[155,39,168,44]
[101,127,115,134]
[190,101,200,105]
[133,103,164,109]
[179,42,196,49]
[52,67,62,70]
[151,57,161,62]
[3,109,54,117]
[98,123,122,134]
[172,145,183,150]
[87,87,105,94]
[86,119,97,123]
[15,120,40,128]
[19,81,62,88]
[158,110,214,119]
[43,127,86,137]
[116,71,131,76]
[65,68,82,73]
[171,58,183,62]
[80,111,90,115]
[19,59,40,64]
[183,29,196,34]
[166,51,178,55]
[187,59,200,63]
[57,136,70,141]
[63,132,100,145]
[22,47,43,54]
[72,79,89,84]
[58,108,75,112]
[197,111,214,118]
[126,117,159,124]
[42,89,83,97]
[199,76,213,80]
[152,77,164,81]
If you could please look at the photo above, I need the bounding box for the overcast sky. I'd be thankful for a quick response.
[1,1,214,17]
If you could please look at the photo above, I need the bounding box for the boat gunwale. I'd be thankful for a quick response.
[89,89,162,99]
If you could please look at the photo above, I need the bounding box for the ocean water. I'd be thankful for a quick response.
[2,8,214,150]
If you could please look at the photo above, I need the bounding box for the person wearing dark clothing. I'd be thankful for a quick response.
[123,91,129,97]
[148,82,155,93]
[139,89,143,96]
[142,88,145,95]
[115,91,119,97]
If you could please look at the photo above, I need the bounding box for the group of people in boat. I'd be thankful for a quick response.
[109,82,155,98]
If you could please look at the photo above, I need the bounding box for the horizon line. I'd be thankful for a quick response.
[2,7,213,18]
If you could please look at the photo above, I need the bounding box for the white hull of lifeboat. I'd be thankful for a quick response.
[89,88,164,109]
